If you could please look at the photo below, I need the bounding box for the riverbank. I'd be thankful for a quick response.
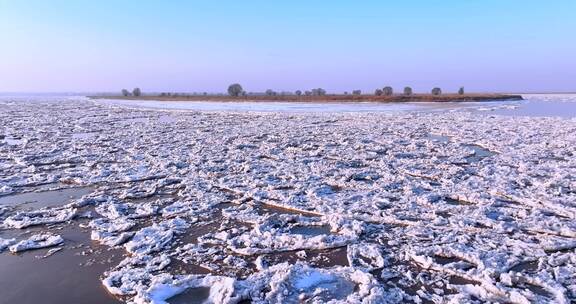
[90,93,523,103]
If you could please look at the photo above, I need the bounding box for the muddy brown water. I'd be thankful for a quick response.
[0,222,124,304]
[0,186,93,210]
[0,187,124,304]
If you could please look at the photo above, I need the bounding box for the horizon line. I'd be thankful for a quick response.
[1,90,576,96]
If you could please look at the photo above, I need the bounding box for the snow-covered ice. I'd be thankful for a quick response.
[0,95,575,303]
[0,237,16,252]
[8,233,64,253]
[2,207,77,229]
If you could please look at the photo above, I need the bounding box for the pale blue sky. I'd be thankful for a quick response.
[0,1,574,93]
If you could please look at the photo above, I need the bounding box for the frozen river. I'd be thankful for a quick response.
[0,95,575,303]
[97,94,576,118]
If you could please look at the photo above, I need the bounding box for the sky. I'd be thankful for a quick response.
[0,0,575,93]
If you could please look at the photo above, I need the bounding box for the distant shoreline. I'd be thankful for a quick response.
[90,94,523,103]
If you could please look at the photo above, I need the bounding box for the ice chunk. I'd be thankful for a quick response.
[227,215,361,255]
[92,230,134,246]
[347,243,386,271]
[3,207,77,229]
[134,275,237,304]
[102,268,153,296]
[124,218,189,255]
[0,237,16,252]
[125,226,173,255]
[9,233,64,253]
[89,217,135,233]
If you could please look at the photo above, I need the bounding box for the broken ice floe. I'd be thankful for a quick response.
[89,217,136,246]
[124,218,189,255]
[222,213,362,255]
[103,261,400,304]
[9,233,64,253]
[2,207,77,229]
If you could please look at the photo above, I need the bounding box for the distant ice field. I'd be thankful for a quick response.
[96,94,576,118]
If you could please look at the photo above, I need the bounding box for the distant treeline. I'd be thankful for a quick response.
[119,84,467,97]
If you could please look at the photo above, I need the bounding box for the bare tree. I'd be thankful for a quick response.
[132,88,141,97]
[265,89,276,96]
[458,87,465,95]
[383,86,393,96]
[227,83,243,97]
[121,89,130,96]
[352,90,361,95]
[431,87,442,95]
[295,90,302,96]
[311,88,326,96]
[375,89,383,96]
[403,87,413,96]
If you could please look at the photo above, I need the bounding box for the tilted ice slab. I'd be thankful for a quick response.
[95,198,159,220]
[2,207,77,229]
[9,233,64,253]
